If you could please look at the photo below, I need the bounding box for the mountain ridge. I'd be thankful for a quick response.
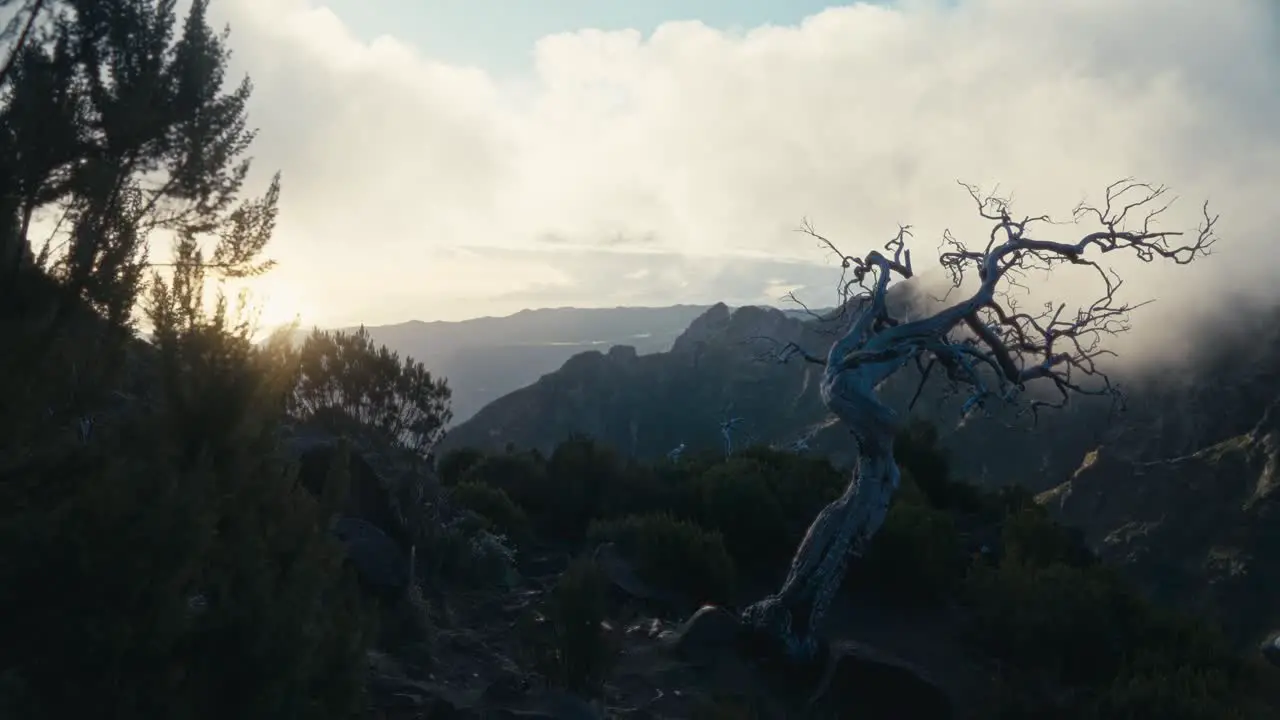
[284,303,835,424]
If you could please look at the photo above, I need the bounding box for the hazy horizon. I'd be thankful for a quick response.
[281,299,830,331]
[151,0,1277,362]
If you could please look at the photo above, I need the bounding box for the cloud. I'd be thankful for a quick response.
[413,246,844,313]
[204,0,1280,344]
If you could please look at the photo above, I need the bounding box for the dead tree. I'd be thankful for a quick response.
[740,179,1218,660]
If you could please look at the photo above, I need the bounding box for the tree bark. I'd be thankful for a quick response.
[740,318,907,659]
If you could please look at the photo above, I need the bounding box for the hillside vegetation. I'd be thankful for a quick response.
[436,432,1280,718]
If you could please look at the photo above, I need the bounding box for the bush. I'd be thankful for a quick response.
[0,335,372,720]
[965,554,1258,718]
[748,450,846,539]
[519,556,618,696]
[421,514,520,590]
[448,481,532,544]
[458,451,552,528]
[596,462,699,523]
[587,513,736,606]
[1000,506,1095,568]
[694,459,791,575]
[291,326,452,459]
[437,447,486,486]
[542,435,623,541]
[861,498,966,605]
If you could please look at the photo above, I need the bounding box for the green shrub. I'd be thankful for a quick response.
[519,557,618,696]
[0,352,372,720]
[965,560,1131,685]
[861,498,965,605]
[1001,506,1095,568]
[694,459,791,574]
[587,513,736,606]
[965,557,1260,718]
[422,515,519,590]
[448,481,532,543]
[544,435,622,536]
[727,449,847,556]
[458,451,554,529]
[437,447,486,486]
[596,462,699,523]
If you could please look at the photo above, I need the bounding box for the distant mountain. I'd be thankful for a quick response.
[441,293,1280,648]
[439,287,1108,482]
[439,300,835,459]
[297,304,832,425]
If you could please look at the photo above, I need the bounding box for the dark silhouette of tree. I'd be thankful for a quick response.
[291,326,453,459]
[0,3,372,718]
[1,0,278,336]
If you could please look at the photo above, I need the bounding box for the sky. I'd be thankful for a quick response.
[193,0,1280,348]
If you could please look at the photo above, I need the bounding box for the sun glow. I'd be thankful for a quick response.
[228,276,310,336]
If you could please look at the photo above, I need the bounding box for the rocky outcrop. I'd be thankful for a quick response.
[287,428,413,547]
[333,517,410,594]
[1039,399,1280,646]
[283,426,427,594]
[669,302,732,355]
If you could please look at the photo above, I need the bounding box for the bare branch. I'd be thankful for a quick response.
[743,178,1217,659]
[747,335,827,366]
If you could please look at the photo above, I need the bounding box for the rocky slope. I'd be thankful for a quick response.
[1040,399,1280,646]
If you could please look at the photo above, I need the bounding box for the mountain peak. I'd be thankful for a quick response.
[671,302,732,354]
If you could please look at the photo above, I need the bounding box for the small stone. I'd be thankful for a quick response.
[386,692,425,707]
[666,605,743,661]
[1260,632,1280,667]
[482,669,530,704]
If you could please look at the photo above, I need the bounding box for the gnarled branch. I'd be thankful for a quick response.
[740,178,1217,660]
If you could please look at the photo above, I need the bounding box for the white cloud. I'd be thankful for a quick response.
[205,0,1279,342]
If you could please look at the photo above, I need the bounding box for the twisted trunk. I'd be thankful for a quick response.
[740,295,961,658]
[740,343,905,658]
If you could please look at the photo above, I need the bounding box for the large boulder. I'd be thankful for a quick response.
[284,427,412,547]
[816,640,953,719]
[332,516,409,593]
[282,427,421,593]
[1261,632,1280,667]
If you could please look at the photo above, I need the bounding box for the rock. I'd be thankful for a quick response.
[282,427,426,596]
[592,542,685,610]
[332,516,409,593]
[1260,632,1280,667]
[494,689,602,720]
[607,344,638,362]
[815,640,953,720]
[385,692,426,708]
[663,605,743,662]
[481,668,531,704]
[284,427,412,548]
[366,669,479,718]
[625,617,665,639]
[669,303,731,355]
